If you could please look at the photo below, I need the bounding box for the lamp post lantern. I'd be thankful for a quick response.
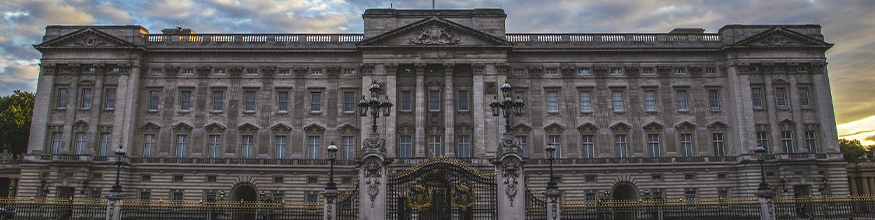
[545,143,558,192]
[326,140,338,191]
[490,80,525,133]
[359,81,393,134]
[110,145,126,196]
[754,145,770,191]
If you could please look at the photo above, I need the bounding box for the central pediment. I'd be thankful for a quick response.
[358,17,512,48]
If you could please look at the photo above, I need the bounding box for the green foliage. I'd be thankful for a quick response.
[840,138,867,162]
[0,90,35,155]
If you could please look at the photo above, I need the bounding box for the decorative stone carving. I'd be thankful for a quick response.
[675,121,696,132]
[610,122,632,133]
[502,160,520,206]
[261,67,276,77]
[561,66,576,78]
[410,24,459,45]
[165,67,180,77]
[544,123,566,133]
[472,63,484,75]
[527,66,543,78]
[337,124,359,134]
[364,160,382,207]
[811,62,826,74]
[196,66,211,77]
[204,123,226,133]
[624,66,641,78]
[762,36,791,46]
[304,124,326,133]
[443,63,455,75]
[326,67,341,78]
[239,123,260,133]
[76,36,108,47]
[172,123,193,133]
[139,122,161,132]
[657,66,672,77]
[577,123,599,133]
[495,63,508,75]
[707,121,729,132]
[689,66,703,77]
[385,63,398,75]
[41,64,56,75]
[360,63,374,75]
[485,82,497,94]
[293,67,308,77]
[594,66,609,77]
[643,122,664,132]
[229,67,243,77]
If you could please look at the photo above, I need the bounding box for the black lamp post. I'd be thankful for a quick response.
[326,140,338,190]
[545,143,558,192]
[604,190,611,201]
[110,145,126,196]
[358,81,393,134]
[80,180,89,195]
[219,190,225,201]
[644,189,651,200]
[490,80,525,133]
[755,145,770,191]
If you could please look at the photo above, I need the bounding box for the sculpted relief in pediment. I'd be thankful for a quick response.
[409,24,459,45]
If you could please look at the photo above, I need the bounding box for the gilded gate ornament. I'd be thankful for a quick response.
[406,184,433,210]
[452,183,476,211]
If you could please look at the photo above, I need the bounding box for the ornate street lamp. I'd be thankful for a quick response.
[219,190,225,201]
[644,189,651,200]
[754,145,770,191]
[545,143,558,192]
[110,145,126,196]
[490,80,525,133]
[326,141,338,190]
[359,81,393,134]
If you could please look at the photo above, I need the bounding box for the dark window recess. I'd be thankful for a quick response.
[342,177,353,184]
[274,177,284,183]
[307,177,318,184]
[207,176,217,182]
[173,175,184,182]
[142,175,151,181]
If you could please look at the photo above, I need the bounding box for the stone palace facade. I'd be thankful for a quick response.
[22,8,845,204]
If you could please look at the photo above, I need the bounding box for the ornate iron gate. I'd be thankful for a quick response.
[387,158,497,220]
[337,183,359,220]
[525,183,547,220]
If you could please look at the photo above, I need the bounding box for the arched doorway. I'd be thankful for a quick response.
[231,183,258,220]
[611,182,638,220]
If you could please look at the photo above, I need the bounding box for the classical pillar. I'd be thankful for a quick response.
[27,64,56,154]
[869,177,875,195]
[862,177,871,195]
[359,131,389,220]
[443,63,456,157]
[849,177,858,195]
[414,63,426,157]
[495,132,525,220]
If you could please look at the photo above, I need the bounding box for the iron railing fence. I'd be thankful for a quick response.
[774,195,875,220]
[120,199,323,220]
[525,185,547,220]
[336,184,359,220]
[0,197,106,220]
[562,197,761,220]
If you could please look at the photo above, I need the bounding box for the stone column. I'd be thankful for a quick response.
[359,131,389,220]
[414,63,426,157]
[545,190,562,220]
[849,177,858,195]
[869,177,875,195]
[755,188,776,220]
[495,132,525,220]
[28,64,56,154]
[862,177,871,195]
[444,63,455,157]
[105,193,124,220]
[324,188,338,220]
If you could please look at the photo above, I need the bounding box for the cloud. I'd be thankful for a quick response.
[866,135,875,142]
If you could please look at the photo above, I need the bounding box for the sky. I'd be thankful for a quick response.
[0,0,874,145]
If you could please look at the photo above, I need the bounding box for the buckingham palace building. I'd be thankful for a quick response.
[21,8,846,204]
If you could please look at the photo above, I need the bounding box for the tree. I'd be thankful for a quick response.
[840,138,867,162]
[0,90,35,155]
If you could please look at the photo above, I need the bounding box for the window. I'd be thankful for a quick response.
[578,69,590,75]
[642,68,654,74]
[652,175,662,182]
[677,90,688,110]
[208,135,221,158]
[344,69,356,75]
[674,68,685,74]
[776,87,788,108]
[247,69,258,74]
[610,68,622,74]
[400,90,412,111]
[310,92,322,112]
[586,193,597,201]
[308,136,320,159]
[680,134,693,157]
[151,69,162,75]
[207,175,217,182]
[782,131,794,153]
[343,92,355,113]
[805,131,817,153]
[585,175,596,182]
[173,175,184,182]
[647,134,660,157]
[242,135,254,158]
[685,174,695,181]
[307,177,318,184]
[615,135,627,158]
[752,88,764,109]
[548,135,562,158]
[718,189,729,198]
[279,69,291,74]
[429,135,442,157]
[546,69,557,75]
[399,135,413,158]
[183,69,194,74]
[579,91,592,111]
[644,90,656,111]
[179,91,192,111]
[57,88,68,109]
[306,193,318,203]
[718,174,728,181]
[794,171,804,178]
[708,90,720,110]
[428,90,441,111]
[799,87,811,107]
[458,135,471,158]
[515,91,526,112]
[513,69,525,75]
[140,191,151,200]
[74,132,86,154]
[312,70,322,75]
[612,91,624,111]
[547,91,559,112]
[273,193,284,202]
[706,68,717,74]
[275,136,287,159]
[685,189,697,199]
[517,136,528,157]
[713,133,725,156]
[244,91,256,111]
[205,192,217,201]
[148,90,159,110]
[111,67,120,72]
[50,132,63,154]
[142,175,151,181]
[458,90,469,111]
[277,91,289,111]
[212,91,223,111]
[172,192,183,201]
[99,133,111,156]
[274,177,284,183]
[342,136,355,160]
[581,135,594,158]
[176,135,188,158]
[757,132,770,153]
[143,134,155,157]
[104,89,116,109]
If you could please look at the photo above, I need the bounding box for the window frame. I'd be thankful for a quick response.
[752,88,764,109]
[277,91,289,112]
[428,90,441,112]
[103,88,116,110]
[647,134,660,157]
[179,90,192,111]
[212,90,224,112]
[310,91,322,113]
[399,135,413,158]
[579,90,592,112]
[400,90,413,111]
[805,131,817,153]
[343,91,356,113]
[611,90,625,112]
[429,135,442,157]
[208,135,222,158]
[275,135,287,159]
[175,134,188,158]
[644,90,656,111]
[775,87,788,108]
[342,136,355,160]
[241,135,254,158]
[615,134,628,158]
[57,88,68,109]
[680,133,693,157]
[708,89,720,111]
[547,91,559,112]
[581,135,594,158]
[307,136,321,159]
[781,131,794,153]
[712,133,725,156]
[799,87,811,108]
[457,90,469,111]
[244,91,257,111]
[457,135,471,158]
[676,90,689,111]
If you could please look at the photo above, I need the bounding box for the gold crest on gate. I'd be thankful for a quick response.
[452,183,476,211]
[407,184,433,210]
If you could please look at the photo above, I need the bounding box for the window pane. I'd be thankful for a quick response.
[310,92,322,112]
[308,136,320,159]
[457,135,471,158]
[275,136,287,159]
[343,92,355,112]
[149,91,159,110]
[401,90,412,111]
[677,90,688,110]
[180,91,191,111]
[681,134,692,157]
[581,135,594,158]
[212,91,223,111]
[278,92,289,111]
[51,133,63,154]
[429,90,441,111]
[242,135,254,158]
[429,135,442,157]
[805,131,817,153]
[57,88,68,109]
[245,91,256,111]
[400,135,413,158]
[100,133,111,156]
[176,135,188,158]
[612,91,624,111]
[579,91,591,111]
[615,135,627,158]
[752,88,764,108]
[342,136,355,160]
[757,132,770,153]
[209,135,221,158]
[458,90,469,111]
[80,88,92,109]
[648,134,660,157]
[549,135,562,158]
[776,88,787,107]
[547,91,559,112]
[104,89,116,109]
[75,132,86,154]
[644,90,656,111]
[517,136,528,157]
[799,88,811,107]
[709,90,720,110]
[144,134,155,157]
[713,133,725,156]
[782,131,793,153]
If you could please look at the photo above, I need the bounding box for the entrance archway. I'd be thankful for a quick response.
[231,183,258,220]
[611,182,639,220]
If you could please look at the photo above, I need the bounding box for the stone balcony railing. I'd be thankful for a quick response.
[146,34,365,43]
[23,153,834,166]
[505,33,724,48]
